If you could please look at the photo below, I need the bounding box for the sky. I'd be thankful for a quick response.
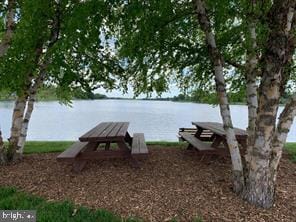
[95,84,181,98]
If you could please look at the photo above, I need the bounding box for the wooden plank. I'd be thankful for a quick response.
[57,141,88,161]
[117,122,129,137]
[108,122,125,137]
[100,122,118,137]
[132,134,140,154]
[192,122,247,137]
[132,133,148,154]
[179,132,215,151]
[79,122,110,141]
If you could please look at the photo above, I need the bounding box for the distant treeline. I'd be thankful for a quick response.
[0,87,107,101]
[1,87,292,104]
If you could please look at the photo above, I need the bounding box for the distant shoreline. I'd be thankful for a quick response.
[0,97,248,105]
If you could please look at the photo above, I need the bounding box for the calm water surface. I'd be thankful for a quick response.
[0,100,295,142]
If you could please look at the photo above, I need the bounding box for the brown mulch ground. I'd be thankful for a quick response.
[0,146,295,222]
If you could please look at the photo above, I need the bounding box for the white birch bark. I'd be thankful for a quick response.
[0,0,15,57]
[0,130,6,164]
[243,2,295,208]
[270,95,296,178]
[193,0,244,193]
[245,21,258,146]
[8,96,27,160]
[244,13,259,182]
[18,74,44,153]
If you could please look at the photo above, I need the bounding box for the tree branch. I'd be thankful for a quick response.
[0,0,16,57]
[224,58,244,70]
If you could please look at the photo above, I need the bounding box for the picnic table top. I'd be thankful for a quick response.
[79,122,129,142]
[192,122,247,137]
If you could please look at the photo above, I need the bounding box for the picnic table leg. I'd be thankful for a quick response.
[194,127,203,138]
[186,127,203,150]
[72,142,98,173]
[105,142,110,150]
[124,132,133,146]
[210,135,230,156]
[117,141,130,151]
[211,135,223,148]
[117,140,141,168]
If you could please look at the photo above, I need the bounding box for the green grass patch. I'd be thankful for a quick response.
[284,143,296,162]
[0,187,142,222]
[4,141,296,163]
[19,141,296,161]
[20,141,186,154]
[24,141,74,154]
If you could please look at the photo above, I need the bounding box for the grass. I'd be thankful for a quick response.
[0,187,142,222]
[284,143,296,162]
[23,141,74,154]
[21,141,296,161]
[21,141,186,154]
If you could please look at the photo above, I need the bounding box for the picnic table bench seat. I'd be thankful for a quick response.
[179,132,215,151]
[57,141,88,161]
[178,128,213,141]
[131,133,148,155]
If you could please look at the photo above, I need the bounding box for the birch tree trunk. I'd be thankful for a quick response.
[0,0,15,57]
[243,0,295,208]
[6,0,61,160]
[245,21,258,148]
[244,8,259,185]
[193,0,244,193]
[8,96,27,161]
[18,74,44,153]
[0,0,16,163]
[0,130,6,164]
[270,94,296,181]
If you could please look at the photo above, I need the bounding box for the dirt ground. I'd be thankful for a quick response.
[0,146,295,222]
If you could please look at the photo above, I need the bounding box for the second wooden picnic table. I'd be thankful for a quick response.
[179,122,247,155]
[57,122,148,172]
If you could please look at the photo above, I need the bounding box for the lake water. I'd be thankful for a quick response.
[0,100,295,142]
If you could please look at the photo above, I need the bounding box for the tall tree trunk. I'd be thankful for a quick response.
[244,5,259,189]
[270,94,296,181]
[245,21,258,148]
[8,1,61,159]
[0,0,15,57]
[18,95,36,154]
[193,0,244,193]
[8,95,27,161]
[243,0,295,208]
[18,74,44,153]
[0,130,7,164]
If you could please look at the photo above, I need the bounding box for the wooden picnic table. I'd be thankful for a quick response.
[57,122,148,172]
[179,122,247,155]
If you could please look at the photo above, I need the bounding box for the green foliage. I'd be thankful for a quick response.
[113,0,295,98]
[1,0,57,92]
[114,0,213,96]
[0,187,141,222]
[0,87,107,101]
[0,0,125,103]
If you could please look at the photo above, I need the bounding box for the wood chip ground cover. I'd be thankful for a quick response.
[0,146,295,222]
